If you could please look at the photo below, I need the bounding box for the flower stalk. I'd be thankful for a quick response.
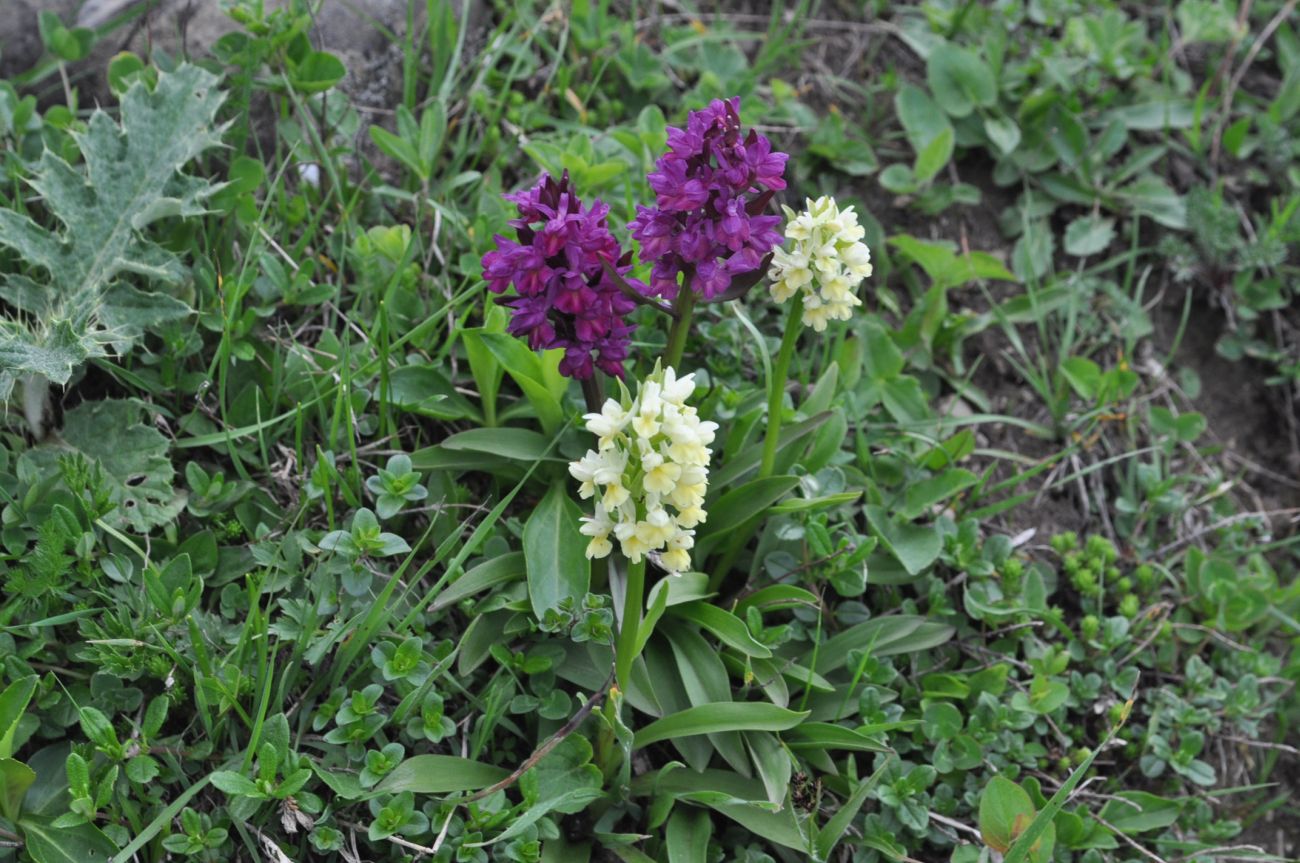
[759,295,804,479]
[664,288,696,370]
[580,375,605,415]
[707,197,874,592]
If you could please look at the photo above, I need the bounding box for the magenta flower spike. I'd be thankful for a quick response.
[630,97,789,301]
[481,171,647,379]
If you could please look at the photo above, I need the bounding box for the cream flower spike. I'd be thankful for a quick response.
[768,196,873,331]
[569,365,713,575]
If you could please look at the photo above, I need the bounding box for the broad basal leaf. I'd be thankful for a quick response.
[22,399,184,532]
[524,483,590,619]
[19,815,116,863]
[979,775,1035,853]
[374,754,509,795]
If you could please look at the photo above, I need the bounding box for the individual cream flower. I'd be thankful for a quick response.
[579,505,615,559]
[642,452,682,495]
[660,367,696,405]
[768,196,873,332]
[569,365,714,574]
[601,478,631,510]
[637,508,677,546]
[660,530,694,573]
[568,449,626,500]
[584,399,630,448]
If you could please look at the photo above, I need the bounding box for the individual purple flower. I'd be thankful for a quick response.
[630,97,788,301]
[481,172,645,379]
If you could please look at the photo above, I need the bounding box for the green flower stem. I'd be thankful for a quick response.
[709,297,804,593]
[664,289,697,370]
[759,296,804,478]
[614,556,647,696]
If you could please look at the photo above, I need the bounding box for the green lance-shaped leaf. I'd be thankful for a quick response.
[373,755,510,795]
[524,483,590,619]
[633,703,810,749]
[0,675,38,760]
[0,63,226,399]
[19,816,117,863]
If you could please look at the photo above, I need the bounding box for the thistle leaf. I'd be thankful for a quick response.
[21,399,184,532]
[0,321,103,390]
[0,63,226,398]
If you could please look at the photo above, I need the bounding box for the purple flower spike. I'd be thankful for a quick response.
[481,172,646,380]
[630,97,789,301]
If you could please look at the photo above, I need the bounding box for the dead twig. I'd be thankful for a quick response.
[1220,735,1300,756]
[928,811,981,839]
[1154,508,1300,558]
[1175,846,1274,863]
[1211,0,1300,165]
[339,820,439,858]
[1118,604,1173,666]
[463,665,617,803]
[1095,815,1171,863]
[1169,623,1253,653]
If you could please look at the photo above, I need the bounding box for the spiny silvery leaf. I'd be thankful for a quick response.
[0,63,227,399]
[21,398,185,533]
[0,319,106,388]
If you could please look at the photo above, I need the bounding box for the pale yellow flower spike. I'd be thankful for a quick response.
[768,196,873,330]
[569,366,716,575]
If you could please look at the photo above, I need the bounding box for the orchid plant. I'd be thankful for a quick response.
[481,99,871,710]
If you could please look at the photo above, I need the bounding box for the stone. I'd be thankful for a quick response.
[1,0,418,104]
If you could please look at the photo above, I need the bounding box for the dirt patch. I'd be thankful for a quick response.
[953,273,1300,547]
[1229,746,1300,859]
[1150,279,1300,517]
[0,1,78,80]
[950,326,1094,544]
[2,0,442,195]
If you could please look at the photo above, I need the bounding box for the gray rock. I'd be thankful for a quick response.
[1,0,81,79]
[2,0,419,100]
